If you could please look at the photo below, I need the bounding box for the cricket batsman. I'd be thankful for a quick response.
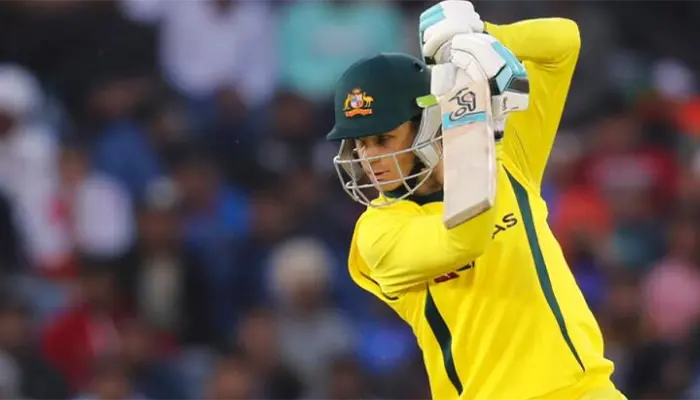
[326,1,626,399]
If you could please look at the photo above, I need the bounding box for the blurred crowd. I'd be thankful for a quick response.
[0,0,700,399]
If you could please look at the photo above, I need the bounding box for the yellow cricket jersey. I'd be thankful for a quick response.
[347,19,619,400]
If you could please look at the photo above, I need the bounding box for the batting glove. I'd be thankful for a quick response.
[430,32,530,135]
[419,0,484,65]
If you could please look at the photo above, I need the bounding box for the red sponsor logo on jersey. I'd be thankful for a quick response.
[434,271,460,283]
[433,262,475,284]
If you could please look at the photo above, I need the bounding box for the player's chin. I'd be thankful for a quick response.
[377,180,404,192]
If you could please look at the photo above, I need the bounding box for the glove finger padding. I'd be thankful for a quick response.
[420,0,484,64]
[430,51,488,100]
[450,34,530,133]
[429,33,530,139]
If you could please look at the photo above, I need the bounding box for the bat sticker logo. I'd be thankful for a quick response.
[448,89,476,121]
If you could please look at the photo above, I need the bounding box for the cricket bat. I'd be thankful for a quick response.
[427,35,527,229]
[439,72,497,229]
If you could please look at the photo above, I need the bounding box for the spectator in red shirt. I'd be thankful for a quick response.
[41,256,129,391]
[576,95,677,271]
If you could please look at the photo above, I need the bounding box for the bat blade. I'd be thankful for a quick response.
[440,78,497,229]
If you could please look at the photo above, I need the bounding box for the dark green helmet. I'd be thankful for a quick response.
[327,53,444,207]
[326,53,432,141]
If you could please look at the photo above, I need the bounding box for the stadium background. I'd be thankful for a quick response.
[0,0,699,399]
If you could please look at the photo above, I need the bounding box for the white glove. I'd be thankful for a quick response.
[430,33,530,134]
[419,0,484,64]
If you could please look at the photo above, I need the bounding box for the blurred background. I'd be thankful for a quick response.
[0,0,699,399]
